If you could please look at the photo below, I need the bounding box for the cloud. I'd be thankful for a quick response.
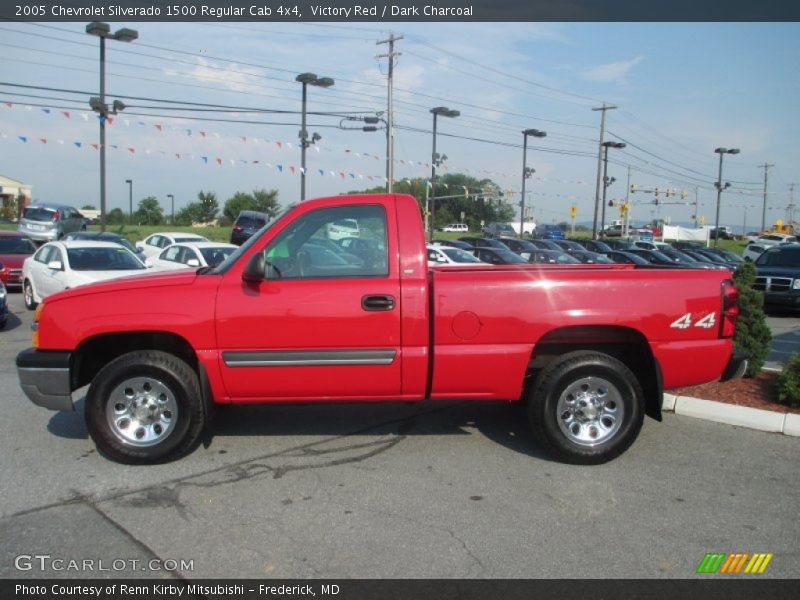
[582,56,644,84]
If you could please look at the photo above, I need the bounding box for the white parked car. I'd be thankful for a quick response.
[326,219,360,241]
[148,242,237,271]
[22,241,149,309]
[743,234,799,262]
[426,244,485,266]
[136,232,209,259]
[442,223,469,233]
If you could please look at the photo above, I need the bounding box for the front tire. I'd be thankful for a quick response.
[23,279,38,310]
[85,350,205,464]
[528,351,644,465]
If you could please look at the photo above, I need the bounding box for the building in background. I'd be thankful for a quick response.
[0,175,32,220]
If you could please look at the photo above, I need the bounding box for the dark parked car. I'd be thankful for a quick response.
[571,238,614,254]
[605,250,650,265]
[230,210,269,245]
[566,249,614,264]
[458,236,507,250]
[627,249,696,268]
[496,237,538,257]
[430,239,473,250]
[534,224,565,240]
[551,240,585,252]
[604,239,637,251]
[754,244,800,307]
[527,238,562,251]
[482,222,517,238]
[471,246,527,265]
[527,250,581,264]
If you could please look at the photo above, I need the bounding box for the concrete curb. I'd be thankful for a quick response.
[663,393,799,437]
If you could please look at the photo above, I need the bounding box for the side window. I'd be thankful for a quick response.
[147,236,161,247]
[264,205,388,280]
[178,247,197,264]
[162,246,181,262]
[35,246,52,264]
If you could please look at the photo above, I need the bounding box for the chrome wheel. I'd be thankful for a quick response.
[105,376,179,447]
[23,280,37,310]
[556,376,624,447]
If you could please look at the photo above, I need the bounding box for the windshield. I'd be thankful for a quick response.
[0,237,36,253]
[199,246,236,267]
[441,247,482,263]
[756,247,800,267]
[67,247,146,271]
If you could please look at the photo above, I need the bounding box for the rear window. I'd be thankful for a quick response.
[23,207,56,222]
[0,237,36,253]
[235,216,267,228]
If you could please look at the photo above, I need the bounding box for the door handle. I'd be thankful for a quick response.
[362,295,395,311]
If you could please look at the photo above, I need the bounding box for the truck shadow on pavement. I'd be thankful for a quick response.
[48,397,554,462]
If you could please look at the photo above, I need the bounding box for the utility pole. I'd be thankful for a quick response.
[759,163,773,232]
[377,33,402,193]
[591,104,617,239]
[624,164,631,236]
[789,183,797,227]
[694,186,699,229]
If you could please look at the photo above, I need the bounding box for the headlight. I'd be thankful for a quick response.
[793,280,800,290]
[0,286,6,299]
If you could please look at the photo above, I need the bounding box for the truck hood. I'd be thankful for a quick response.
[46,270,199,304]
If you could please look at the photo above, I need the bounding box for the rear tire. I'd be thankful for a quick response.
[85,350,205,464]
[528,351,644,465]
[23,280,37,310]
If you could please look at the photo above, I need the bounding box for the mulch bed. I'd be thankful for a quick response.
[670,370,800,415]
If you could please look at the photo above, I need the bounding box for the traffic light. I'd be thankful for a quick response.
[630,184,637,193]
[680,190,687,200]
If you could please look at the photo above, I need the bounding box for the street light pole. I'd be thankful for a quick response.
[296,73,334,201]
[86,22,137,232]
[429,106,460,239]
[713,147,740,247]
[520,128,546,238]
[600,141,626,236]
[167,194,174,224]
[125,179,132,224]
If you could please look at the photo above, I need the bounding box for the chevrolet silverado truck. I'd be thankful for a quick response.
[17,194,746,465]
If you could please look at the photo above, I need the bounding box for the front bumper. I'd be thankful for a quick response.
[763,291,800,307]
[720,349,748,382]
[16,348,74,411]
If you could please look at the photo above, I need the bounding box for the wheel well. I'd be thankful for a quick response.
[527,325,662,421]
[72,331,198,390]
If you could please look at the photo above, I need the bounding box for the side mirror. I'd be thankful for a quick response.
[47,260,63,271]
[135,243,144,252]
[186,258,201,267]
[242,251,265,283]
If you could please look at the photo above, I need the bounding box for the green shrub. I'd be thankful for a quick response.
[775,352,800,407]
[732,261,772,377]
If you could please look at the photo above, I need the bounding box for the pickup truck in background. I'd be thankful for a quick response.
[17,194,746,465]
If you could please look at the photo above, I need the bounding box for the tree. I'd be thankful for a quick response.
[732,261,772,377]
[106,208,126,225]
[223,189,281,221]
[133,197,165,225]
[81,204,97,210]
[252,188,281,217]
[223,191,255,221]
[195,191,219,223]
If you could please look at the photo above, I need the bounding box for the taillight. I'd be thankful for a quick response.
[720,279,739,338]
[233,225,242,232]
[51,210,60,221]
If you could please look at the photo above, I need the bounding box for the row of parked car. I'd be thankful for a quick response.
[427,235,744,271]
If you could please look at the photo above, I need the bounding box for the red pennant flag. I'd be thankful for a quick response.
[252,160,259,164]
[339,172,345,179]
[106,116,114,125]
[200,131,207,137]
[175,153,181,159]
[61,111,70,119]
[215,158,222,165]
[155,124,162,131]
[127,147,135,154]
[40,138,47,144]
[4,102,12,108]
[241,136,247,142]
[276,141,282,148]
[91,143,99,150]
[289,166,296,175]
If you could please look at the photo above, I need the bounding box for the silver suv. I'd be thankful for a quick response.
[17,203,86,242]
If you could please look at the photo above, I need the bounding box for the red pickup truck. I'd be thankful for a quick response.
[17,194,746,465]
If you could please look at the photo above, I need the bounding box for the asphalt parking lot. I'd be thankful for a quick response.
[1,291,798,579]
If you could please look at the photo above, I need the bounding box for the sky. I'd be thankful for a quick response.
[1,20,798,232]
